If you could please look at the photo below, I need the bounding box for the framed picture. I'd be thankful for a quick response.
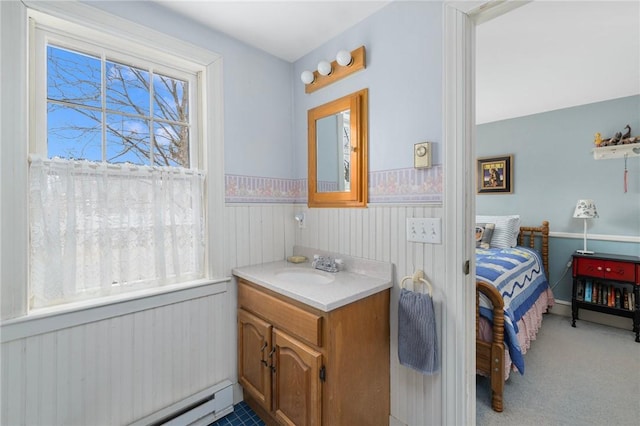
[477,155,513,194]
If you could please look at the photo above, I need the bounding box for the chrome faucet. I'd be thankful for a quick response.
[312,255,341,273]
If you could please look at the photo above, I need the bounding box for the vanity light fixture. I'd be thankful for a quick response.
[300,70,315,85]
[336,49,353,66]
[300,45,366,94]
[317,60,332,76]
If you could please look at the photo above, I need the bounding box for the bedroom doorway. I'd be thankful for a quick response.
[443,1,529,424]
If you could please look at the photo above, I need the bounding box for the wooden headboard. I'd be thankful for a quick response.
[517,220,549,278]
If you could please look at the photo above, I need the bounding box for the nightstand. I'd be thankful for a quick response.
[571,252,640,342]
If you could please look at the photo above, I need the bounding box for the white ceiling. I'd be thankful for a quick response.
[155,0,640,123]
[475,0,640,123]
[157,0,392,62]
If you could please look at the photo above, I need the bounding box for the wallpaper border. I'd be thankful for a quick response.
[225,166,443,204]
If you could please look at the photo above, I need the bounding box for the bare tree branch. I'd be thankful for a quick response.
[48,47,190,167]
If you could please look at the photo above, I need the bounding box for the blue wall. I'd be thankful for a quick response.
[477,95,640,301]
[89,0,295,179]
[292,1,443,179]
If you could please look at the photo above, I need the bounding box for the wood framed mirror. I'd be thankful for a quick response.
[308,88,368,208]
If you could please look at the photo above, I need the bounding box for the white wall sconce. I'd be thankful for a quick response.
[300,46,366,94]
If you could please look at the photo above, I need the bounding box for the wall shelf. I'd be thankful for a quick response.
[593,142,640,160]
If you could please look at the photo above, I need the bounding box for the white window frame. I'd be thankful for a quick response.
[14,3,225,317]
[34,33,200,167]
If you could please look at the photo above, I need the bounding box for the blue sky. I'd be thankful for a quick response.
[47,45,188,167]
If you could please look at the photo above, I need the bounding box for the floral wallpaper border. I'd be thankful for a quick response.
[225,165,443,204]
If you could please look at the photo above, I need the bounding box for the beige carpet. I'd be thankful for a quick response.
[476,313,640,425]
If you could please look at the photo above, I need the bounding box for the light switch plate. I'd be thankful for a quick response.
[406,217,442,244]
[414,142,432,169]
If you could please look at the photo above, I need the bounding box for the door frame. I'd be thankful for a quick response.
[443,1,529,424]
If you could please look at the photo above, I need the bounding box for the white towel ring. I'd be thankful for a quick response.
[400,270,433,296]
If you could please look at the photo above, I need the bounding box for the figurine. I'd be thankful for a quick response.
[609,131,622,145]
[598,125,635,146]
[594,132,603,147]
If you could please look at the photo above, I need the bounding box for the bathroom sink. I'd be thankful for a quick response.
[275,269,335,285]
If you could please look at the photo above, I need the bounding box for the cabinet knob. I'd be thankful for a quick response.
[597,266,603,271]
[605,267,611,272]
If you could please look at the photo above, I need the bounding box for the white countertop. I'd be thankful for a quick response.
[232,256,392,312]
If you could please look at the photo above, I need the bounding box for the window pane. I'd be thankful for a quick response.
[48,45,101,108]
[47,103,101,161]
[153,73,188,123]
[106,61,150,117]
[154,122,190,167]
[106,114,150,165]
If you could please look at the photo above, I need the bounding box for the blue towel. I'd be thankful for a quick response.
[398,288,439,375]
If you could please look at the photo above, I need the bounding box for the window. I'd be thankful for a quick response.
[46,45,192,167]
[29,16,211,309]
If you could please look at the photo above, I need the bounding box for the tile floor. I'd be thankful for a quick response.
[210,401,265,426]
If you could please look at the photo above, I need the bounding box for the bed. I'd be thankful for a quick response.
[475,219,554,412]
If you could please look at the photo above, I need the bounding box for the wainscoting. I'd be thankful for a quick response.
[2,203,448,426]
[1,282,232,425]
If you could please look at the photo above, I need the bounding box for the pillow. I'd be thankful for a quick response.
[476,215,520,248]
[475,223,495,249]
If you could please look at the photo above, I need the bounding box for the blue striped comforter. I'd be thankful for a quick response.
[476,246,550,374]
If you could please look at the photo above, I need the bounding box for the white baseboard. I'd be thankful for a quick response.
[550,300,635,331]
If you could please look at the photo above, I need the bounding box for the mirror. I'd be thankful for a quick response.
[308,88,368,207]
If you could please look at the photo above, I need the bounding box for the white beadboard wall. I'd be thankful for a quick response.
[1,284,233,426]
[2,203,444,426]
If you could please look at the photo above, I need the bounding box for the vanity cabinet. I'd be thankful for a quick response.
[237,278,390,426]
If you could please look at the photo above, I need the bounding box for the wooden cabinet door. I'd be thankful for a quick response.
[238,309,272,410]
[272,328,322,426]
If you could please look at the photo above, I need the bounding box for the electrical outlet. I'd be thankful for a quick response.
[406,218,442,244]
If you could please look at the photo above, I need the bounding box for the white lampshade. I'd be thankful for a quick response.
[317,60,332,76]
[573,199,599,219]
[300,70,315,85]
[573,199,598,254]
[336,50,352,66]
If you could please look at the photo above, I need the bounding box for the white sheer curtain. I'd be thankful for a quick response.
[29,156,206,308]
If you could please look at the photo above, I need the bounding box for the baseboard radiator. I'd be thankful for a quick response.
[129,380,234,426]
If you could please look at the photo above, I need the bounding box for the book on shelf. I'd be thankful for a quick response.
[585,280,593,302]
[609,285,615,307]
[623,288,629,310]
[615,288,621,308]
[576,281,584,301]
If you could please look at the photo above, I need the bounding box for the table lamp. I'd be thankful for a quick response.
[573,199,598,255]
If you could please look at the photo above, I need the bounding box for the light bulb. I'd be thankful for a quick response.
[317,60,332,76]
[336,50,352,66]
[300,70,315,84]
